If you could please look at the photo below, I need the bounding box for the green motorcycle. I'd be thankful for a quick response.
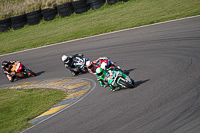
[105,69,134,89]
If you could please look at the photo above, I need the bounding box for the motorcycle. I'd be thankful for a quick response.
[94,57,119,70]
[72,56,88,75]
[10,61,36,81]
[105,69,134,90]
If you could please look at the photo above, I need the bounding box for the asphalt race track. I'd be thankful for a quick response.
[0,16,200,133]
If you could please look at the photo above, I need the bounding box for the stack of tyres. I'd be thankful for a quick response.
[119,0,129,2]
[57,2,74,18]
[87,0,105,10]
[41,8,57,21]
[0,18,11,32]
[72,0,90,14]
[107,0,118,5]
[11,14,27,30]
[26,10,43,26]
[120,0,129,2]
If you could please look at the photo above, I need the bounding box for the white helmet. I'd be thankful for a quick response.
[96,67,105,77]
[61,55,69,63]
[101,62,107,70]
[86,61,92,68]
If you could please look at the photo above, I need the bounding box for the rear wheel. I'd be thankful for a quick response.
[118,79,134,88]
[81,67,88,73]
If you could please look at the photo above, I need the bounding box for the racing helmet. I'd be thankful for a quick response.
[96,67,106,77]
[61,55,69,63]
[2,60,8,67]
[86,61,93,68]
[101,62,107,70]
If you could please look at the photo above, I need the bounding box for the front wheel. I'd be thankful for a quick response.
[25,69,36,77]
[118,79,134,88]
[71,71,78,76]
[131,78,135,85]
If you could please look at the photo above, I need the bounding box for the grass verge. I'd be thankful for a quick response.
[0,88,66,133]
[0,0,200,54]
[0,0,200,55]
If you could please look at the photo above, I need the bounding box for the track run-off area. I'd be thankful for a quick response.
[0,15,200,133]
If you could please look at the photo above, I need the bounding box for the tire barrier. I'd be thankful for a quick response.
[57,2,74,18]
[119,0,129,2]
[41,8,58,21]
[72,0,90,14]
[0,0,125,32]
[11,14,27,30]
[87,0,105,10]
[26,10,43,26]
[107,0,118,5]
[0,18,11,32]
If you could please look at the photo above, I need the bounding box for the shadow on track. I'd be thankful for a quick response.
[114,79,150,92]
[123,68,136,75]
[123,68,150,87]
[134,79,150,88]
[35,71,45,76]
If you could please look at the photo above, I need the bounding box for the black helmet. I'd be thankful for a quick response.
[2,60,8,67]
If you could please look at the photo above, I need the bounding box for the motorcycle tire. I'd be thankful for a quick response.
[118,79,134,88]
[25,69,36,77]
[81,67,88,73]
[131,78,135,85]
[10,75,16,82]
[71,71,78,76]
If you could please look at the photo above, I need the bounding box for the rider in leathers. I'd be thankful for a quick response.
[86,60,97,75]
[1,60,16,82]
[93,57,118,70]
[96,67,129,91]
[96,67,117,91]
[61,54,84,76]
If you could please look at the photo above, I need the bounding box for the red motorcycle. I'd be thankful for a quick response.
[93,57,118,70]
[9,61,36,81]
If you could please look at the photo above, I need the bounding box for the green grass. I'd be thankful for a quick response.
[0,0,200,55]
[0,88,66,133]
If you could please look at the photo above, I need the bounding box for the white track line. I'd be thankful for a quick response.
[1,15,200,57]
[21,78,96,133]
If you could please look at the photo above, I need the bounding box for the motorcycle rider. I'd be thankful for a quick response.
[93,56,121,70]
[1,60,16,82]
[96,67,116,91]
[61,54,85,76]
[86,56,122,76]
[86,60,97,75]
